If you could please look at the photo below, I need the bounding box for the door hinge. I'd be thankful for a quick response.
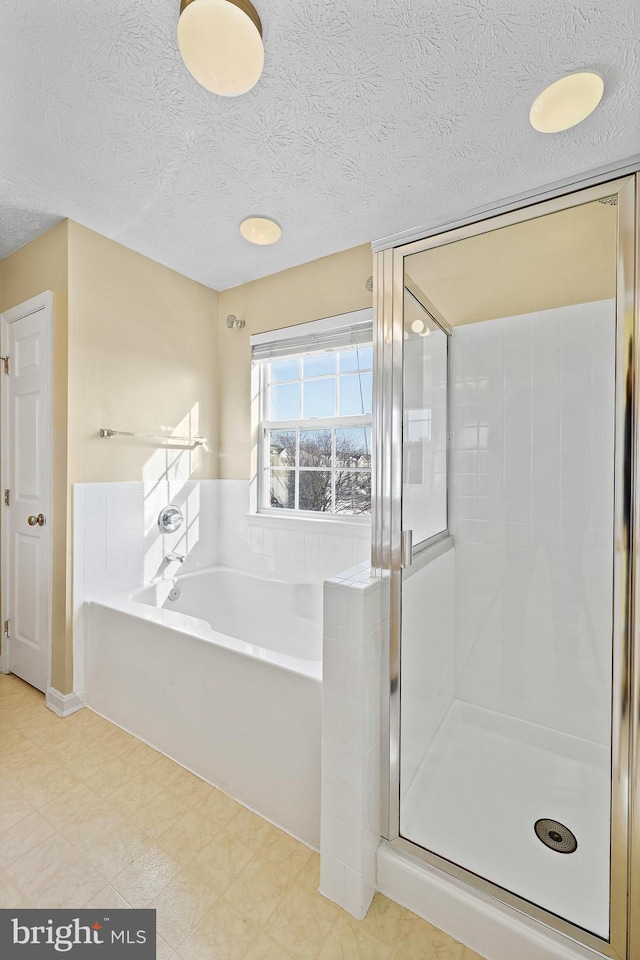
[0,356,8,375]
[4,489,9,506]
[3,620,9,639]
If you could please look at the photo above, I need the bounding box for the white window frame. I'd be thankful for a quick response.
[251,309,373,523]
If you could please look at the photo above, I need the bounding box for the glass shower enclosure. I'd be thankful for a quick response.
[373,175,639,959]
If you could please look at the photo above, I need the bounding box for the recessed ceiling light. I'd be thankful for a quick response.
[177,0,264,97]
[411,319,425,334]
[529,72,604,133]
[240,217,282,245]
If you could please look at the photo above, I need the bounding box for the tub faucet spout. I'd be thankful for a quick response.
[165,552,185,563]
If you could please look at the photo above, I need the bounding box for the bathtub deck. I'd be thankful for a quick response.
[400,700,610,939]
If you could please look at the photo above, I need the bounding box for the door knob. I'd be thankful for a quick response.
[27,514,45,527]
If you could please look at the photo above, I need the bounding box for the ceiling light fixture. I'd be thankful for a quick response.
[240,216,281,245]
[529,72,604,133]
[409,318,431,337]
[177,0,264,97]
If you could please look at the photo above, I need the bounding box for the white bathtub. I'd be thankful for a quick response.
[85,567,322,846]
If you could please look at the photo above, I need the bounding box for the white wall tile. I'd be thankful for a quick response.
[84,512,105,536]
[84,533,106,557]
[105,572,127,594]
[105,530,126,554]
[125,489,144,512]
[84,489,106,514]
[105,489,126,513]
[105,551,125,576]
[72,558,84,586]
[125,509,144,530]
[84,575,106,601]
[450,300,616,744]
[84,555,105,581]
[321,575,382,920]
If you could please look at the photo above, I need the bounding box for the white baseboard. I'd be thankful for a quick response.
[46,687,85,718]
[377,843,606,960]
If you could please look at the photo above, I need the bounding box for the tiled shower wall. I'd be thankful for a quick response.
[449,299,616,744]
[72,478,370,692]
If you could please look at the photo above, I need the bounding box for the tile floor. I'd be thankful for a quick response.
[0,674,485,959]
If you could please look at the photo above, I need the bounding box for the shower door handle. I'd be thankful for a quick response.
[401,529,413,568]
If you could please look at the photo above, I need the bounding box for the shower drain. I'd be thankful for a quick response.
[534,819,578,854]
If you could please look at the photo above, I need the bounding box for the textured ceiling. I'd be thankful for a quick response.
[0,0,638,290]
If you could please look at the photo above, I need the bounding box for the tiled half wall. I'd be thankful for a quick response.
[320,567,384,919]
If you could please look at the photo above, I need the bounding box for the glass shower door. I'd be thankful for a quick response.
[395,191,624,945]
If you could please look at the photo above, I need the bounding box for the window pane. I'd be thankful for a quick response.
[269,430,296,467]
[269,358,299,383]
[299,471,332,512]
[335,471,371,515]
[303,378,335,418]
[270,382,300,420]
[339,372,372,416]
[340,347,373,372]
[304,353,335,378]
[336,427,372,468]
[300,430,332,467]
[268,470,295,509]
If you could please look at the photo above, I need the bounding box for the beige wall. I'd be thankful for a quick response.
[0,221,69,311]
[1,220,219,694]
[217,243,373,479]
[67,222,219,483]
[405,198,617,326]
[0,221,70,692]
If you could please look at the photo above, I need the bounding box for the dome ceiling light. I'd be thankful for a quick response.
[529,72,604,133]
[409,318,431,337]
[177,0,264,97]
[240,217,281,245]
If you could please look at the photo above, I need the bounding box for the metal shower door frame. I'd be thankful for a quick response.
[372,173,639,960]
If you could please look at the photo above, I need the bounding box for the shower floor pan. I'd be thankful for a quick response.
[401,700,610,939]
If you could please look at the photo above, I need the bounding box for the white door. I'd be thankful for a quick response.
[1,292,53,693]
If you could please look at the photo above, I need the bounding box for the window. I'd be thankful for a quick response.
[252,311,373,518]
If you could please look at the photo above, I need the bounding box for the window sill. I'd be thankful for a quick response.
[245,512,371,538]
